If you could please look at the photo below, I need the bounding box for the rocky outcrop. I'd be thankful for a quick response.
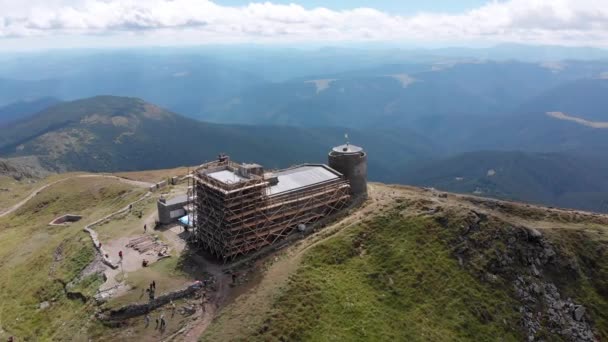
[0,156,53,180]
[514,277,594,341]
[442,209,598,341]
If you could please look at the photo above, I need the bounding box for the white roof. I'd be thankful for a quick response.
[207,169,246,184]
[332,144,363,154]
[269,165,339,195]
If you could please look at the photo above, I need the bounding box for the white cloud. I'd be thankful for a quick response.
[0,0,608,47]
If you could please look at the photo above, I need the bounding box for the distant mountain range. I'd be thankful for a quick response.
[201,60,608,131]
[2,95,608,213]
[2,46,608,212]
[0,96,439,182]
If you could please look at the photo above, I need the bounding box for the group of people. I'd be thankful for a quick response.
[146,280,157,300]
[140,282,216,335]
[143,300,177,333]
[144,312,167,332]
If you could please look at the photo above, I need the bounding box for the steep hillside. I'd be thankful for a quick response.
[0,96,439,181]
[403,151,608,213]
[203,184,608,342]
[0,156,53,180]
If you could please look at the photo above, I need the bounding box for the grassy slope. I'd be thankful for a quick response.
[0,177,144,340]
[203,208,523,341]
[203,188,608,341]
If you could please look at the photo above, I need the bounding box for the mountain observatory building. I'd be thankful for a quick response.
[191,145,367,259]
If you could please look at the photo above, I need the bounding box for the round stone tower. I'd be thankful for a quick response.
[328,144,368,198]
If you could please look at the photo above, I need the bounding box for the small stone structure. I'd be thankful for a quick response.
[49,214,82,226]
[149,180,168,192]
[157,194,189,224]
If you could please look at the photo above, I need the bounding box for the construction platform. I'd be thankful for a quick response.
[191,158,351,259]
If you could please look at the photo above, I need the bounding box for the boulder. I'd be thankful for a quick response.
[531,265,540,277]
[527,228,543,241]
[573,305,586,321]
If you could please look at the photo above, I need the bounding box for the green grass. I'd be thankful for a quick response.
[93,195,156,243]
[0,173,82,213]
[104,248,209,310]
[71,274,106,299]
[0,176,144,340]
[105,256,192,308]
[204,209,523,341]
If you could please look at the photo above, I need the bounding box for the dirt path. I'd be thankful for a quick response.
[179,262,230,342]
[0,174,152,218]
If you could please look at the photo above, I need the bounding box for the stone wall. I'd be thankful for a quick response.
[83,192,151,269]
[98,282,203,322]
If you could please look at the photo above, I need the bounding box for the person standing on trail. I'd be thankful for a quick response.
[119,250,123,260]
[152,280,156,290]
[160,313,166,331]
[144,224,147,233]
[170,300,176,317]
[144,313,151,328]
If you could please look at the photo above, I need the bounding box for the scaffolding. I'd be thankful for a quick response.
[191,158,351,259]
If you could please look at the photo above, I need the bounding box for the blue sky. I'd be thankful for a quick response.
[215,0,493,14]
